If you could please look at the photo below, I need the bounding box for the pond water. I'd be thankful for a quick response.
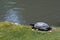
[0,0,60,25]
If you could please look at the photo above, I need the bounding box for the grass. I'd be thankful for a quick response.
[0,21,60,40]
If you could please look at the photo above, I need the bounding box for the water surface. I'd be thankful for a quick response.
[0,0,60,25]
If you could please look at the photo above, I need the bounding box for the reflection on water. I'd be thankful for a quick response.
[7,2,16,5]
[4,8,25,24]
[3,1,25,24]
[4,8,20,23]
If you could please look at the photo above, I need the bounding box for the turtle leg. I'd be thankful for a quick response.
[32,26,37,30]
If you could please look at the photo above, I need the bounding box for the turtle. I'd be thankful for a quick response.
[30,22,52,31]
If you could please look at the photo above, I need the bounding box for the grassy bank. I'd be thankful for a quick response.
[0,21,60,40]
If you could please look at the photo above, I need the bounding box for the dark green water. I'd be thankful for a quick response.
[0,0,60,25]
